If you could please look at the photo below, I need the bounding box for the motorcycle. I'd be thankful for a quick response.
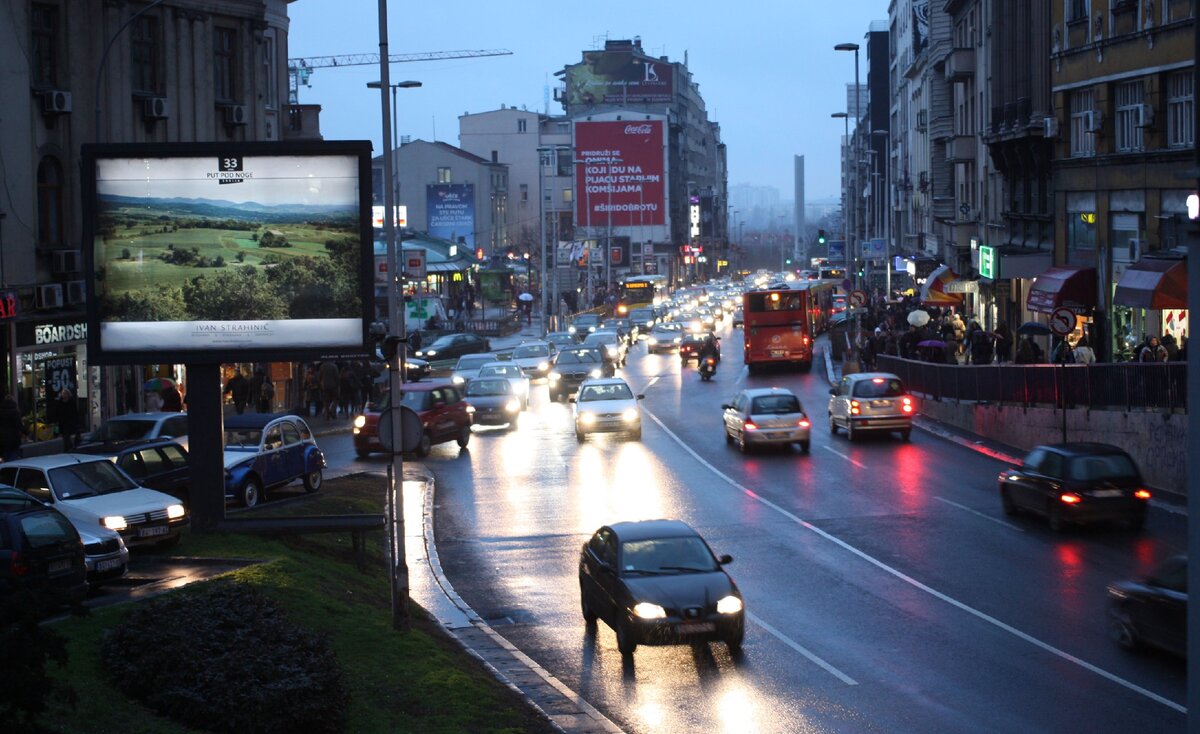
[698,356,718,381]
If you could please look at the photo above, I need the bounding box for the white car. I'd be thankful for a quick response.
[828,372,915,441]
[0,455,189,548]
[476,362,530,409]
[81,412,190,452]
[450,353,500,386]
[509,341,554,379]
[570,377,644,441]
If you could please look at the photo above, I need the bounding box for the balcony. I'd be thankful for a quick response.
[944,48,975,81]
[946,135,976,162]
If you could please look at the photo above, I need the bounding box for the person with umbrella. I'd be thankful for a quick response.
[161,381,183,412]
[518,291,534,324]
[968,322,994,365]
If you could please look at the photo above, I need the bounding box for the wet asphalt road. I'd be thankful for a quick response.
[323,325,1187,733]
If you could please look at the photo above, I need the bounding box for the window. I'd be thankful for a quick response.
[37,157,64,249]
[517,118,527,133]
[1168,71,1193,149]
[1070,89,1096,157]
[214,27,238,102]
[1114,81,1144,152]
[520,183,528,203]
[491,150,499,163]
[131,15,161,95]
[1069,0,1089,22]
[263,30,278,109]
[1040,452,1065,479]
[31,3,58,87]
[556,149,572,176]
[437,167,451,183]
[1110,212,1142,263]
[562,189,573,203]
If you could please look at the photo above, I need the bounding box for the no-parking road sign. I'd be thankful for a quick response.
[1049,307,1076,337]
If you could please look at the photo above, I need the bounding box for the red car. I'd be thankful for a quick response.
[353,381,473,458]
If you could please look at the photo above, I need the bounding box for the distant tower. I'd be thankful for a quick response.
[794,155,806,263]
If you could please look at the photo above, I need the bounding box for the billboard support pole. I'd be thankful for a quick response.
[377,0,410,632]
[186,363,224,533]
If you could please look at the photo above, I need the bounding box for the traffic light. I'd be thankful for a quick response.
[785,258,792,265]
[474,247,485,260]
[817,229,827,245]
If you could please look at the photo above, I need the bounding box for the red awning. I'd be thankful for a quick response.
[1113,257,1187,310]
[1026,266,1097,314]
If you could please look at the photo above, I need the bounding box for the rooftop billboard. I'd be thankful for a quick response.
[564,52,674,106]
[574,120,666,228]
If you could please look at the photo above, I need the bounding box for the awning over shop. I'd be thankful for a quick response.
[1026,265,1096,314]
[920,265,965,306]
[1113,257,1187,310]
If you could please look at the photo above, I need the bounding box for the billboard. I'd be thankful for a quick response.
[426,183,475,247]
[574,120,665,228]
[564,52,673,106]
[82,141,373,364]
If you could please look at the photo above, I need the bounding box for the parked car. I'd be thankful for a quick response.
[450,353,501,386]
[463,378,521,429]
[1108,555,1186,657]
[76,521,129,589]
[998,443,1151,531]
[571,377,643,442]
[548,348,608,402]
[414,333,491,362]
[0,456,189,548]
[509,341,554,379]
[76,439,191,506]
[0,487,88,604]
[80,412,190,452]
[476,362,530,409]
[723,388,811,453]
[353,382,472,458]
[578,519,744,657]
[223,414,326,508]
[828,373,915,441]
[568,313,603,339]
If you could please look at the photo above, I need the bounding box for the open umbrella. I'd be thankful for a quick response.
[1016,321,1051,336]
[517,292,534,302]
[917,339,947,349]
[907,309,931,327]
[144,376,176,391]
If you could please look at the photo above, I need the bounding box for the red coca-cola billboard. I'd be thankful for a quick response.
[574,120,665,228]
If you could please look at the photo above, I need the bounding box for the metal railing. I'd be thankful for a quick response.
[877,355,1187,413]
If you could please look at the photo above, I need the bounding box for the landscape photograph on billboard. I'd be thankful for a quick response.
[85,143,371,359]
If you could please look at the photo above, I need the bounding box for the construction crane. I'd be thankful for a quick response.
[288,49,513,104]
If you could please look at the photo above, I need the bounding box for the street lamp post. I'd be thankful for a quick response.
[835,42,861,287]
[870,129,891,298]
[572,157,593,306]
[831,112,849,266]
[368,80,422,213]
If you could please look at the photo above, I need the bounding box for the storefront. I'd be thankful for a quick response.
[974,245,1053,333]
[13,317,92,440]
[1113,255,1187,358]
[1027,265,1098,353]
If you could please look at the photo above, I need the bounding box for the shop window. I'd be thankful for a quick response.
[1067,210,1097,260]
[1167,71,1193,149]
[37,157,64,249]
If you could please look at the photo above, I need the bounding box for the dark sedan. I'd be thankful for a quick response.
[414,333,491,362]
[76,439,191,506]
[578,519,745,657]
[1108,555,1187,657]
[463,378,521,429]
[997,443,1150,531]
[548,348,608,402]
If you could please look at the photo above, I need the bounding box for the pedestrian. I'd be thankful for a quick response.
[319,360,340,419]
[55,388,80,451]
[249,367,266,410]
[1161,333,1179,361]
[224,369,250,414]
[161,383,183,412]
[1073,336,1096,365]
[994,322,1014,363]
[339,362,360,418]
[145,389,163,412]
[1138,336,1168,362]
[1051,337,1075,364]
[409,329,423,353]
[0,395,26,461]
[303,366,320,417]
[257,375,275,413]
[969,322,993,365]
[1015,335,1036,365]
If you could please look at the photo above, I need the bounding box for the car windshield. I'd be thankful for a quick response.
[574,315,600,326]
[50,461,139,500]
[513,345,550,359]
[456,356,494,370]
[90,419,156,441]
[578,383,633,402]
[853,378,906,398]
[1069,454,1139,481]
[479,365,518,378]
[751,395,802,414]
[621,536,718,575]
[556,351,599,365]
[427,336,457,350]
[466,379,511,397]
[630,309,654,321]
[584,334,617,346]
[224,428,263,449]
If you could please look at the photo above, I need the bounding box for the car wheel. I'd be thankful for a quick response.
[900,429,912,441]
[1127,512,1146,532]
[1109,613,1139,650]
[157,532,181,550]
[303,467,323,493]
[580,587,598,626]
[630,427,642,441]
[355,448,371,459]
[616,619,638,656]
[828,414,837,435]
[1047,502,1065,532]
[726,619,745,656]
[415,431,433,457]
[575,430,585,443]
[457,426,471,448]
[737,432,749,453]
[725,428,734,445]
[846,421,856,442]
[799,440,810,453]
[1000,486,1018,516]
[240,478,262,508]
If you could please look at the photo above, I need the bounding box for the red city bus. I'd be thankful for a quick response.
[742,282,834,373]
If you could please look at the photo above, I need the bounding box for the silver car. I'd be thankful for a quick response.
[723,388,811,453]
[828,372,915,441]
[450,353,500,386]
[571,377,644,441]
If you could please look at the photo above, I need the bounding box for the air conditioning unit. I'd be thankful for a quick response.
[222,104,248,125]
[143,96,170,120]
[42,89,72,114]
[36,284,63,310]
[1043,116,1061,138]
[1085,110,1103,133]
[52,249,82,274]
[1135,103,1155,128]
[66,280,86,306]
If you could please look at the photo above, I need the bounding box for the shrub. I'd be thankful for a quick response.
[103,582,349,733]
[0,590,78,730]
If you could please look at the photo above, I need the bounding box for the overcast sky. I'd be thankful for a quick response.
[287,2,887,202]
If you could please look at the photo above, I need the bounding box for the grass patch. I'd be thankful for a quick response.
[39,474,556,734]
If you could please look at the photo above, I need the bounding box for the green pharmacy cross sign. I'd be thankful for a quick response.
[979,245,996,280]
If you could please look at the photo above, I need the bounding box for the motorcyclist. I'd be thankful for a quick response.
[697,332,721,364]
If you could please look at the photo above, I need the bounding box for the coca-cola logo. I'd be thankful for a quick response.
[624,124,653,135]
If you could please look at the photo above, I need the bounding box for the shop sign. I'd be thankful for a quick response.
[0,289,18,321]
[979,245,996,279]
[18,321,87,348]
[42,355,77,395]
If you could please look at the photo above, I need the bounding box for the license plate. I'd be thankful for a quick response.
[676,622,716,634]
[770,350,787,357]
[1092,489,1124,498]
[96,558,124,572]
[138,525,169,538]
[48,559,71,573]
[871,400,893,407]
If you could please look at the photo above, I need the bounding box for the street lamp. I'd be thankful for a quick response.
[870,129,891,297]
[835,42,861,286]
[367,80,422,226]
[831,112,849,264]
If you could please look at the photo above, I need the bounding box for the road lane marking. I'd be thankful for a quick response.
[748,612,858,685]
[642,407,1186,714]
[645,375,661,388]
[934,496,1024,532]
[824,445,866,469]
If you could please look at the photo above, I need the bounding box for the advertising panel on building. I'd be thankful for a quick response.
[81,141,374,365]
[426,183,476,247]
[564,52,674,106]
[574,120,665,228]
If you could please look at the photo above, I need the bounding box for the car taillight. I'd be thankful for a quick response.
[1134,489,1151,500]
[901,396,914,413]
[803,336,810,344]
[850,400,860,415]
[9,552,28,576]
[1059,493,1082,505]
[798,418,810,428]
[744,421,758,431]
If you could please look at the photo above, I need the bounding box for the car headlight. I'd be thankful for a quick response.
[716,595,743,615]
[673,337,682,344]
[166,504,186,520]
[549,371,561,382]
[568,326,577,334]
[633,602,666,619]
[537,361,549,372]
[579,412,597,425]
[424,349,437,356]
[452,375,465,384]
[505,399,520,413]
[647,338,658,347]
[102,515,128,531]
[622,408,639,422]
[606,345,617,355]
[353,415,366,429]
[589,368,602,378]
[588,325,597,332]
